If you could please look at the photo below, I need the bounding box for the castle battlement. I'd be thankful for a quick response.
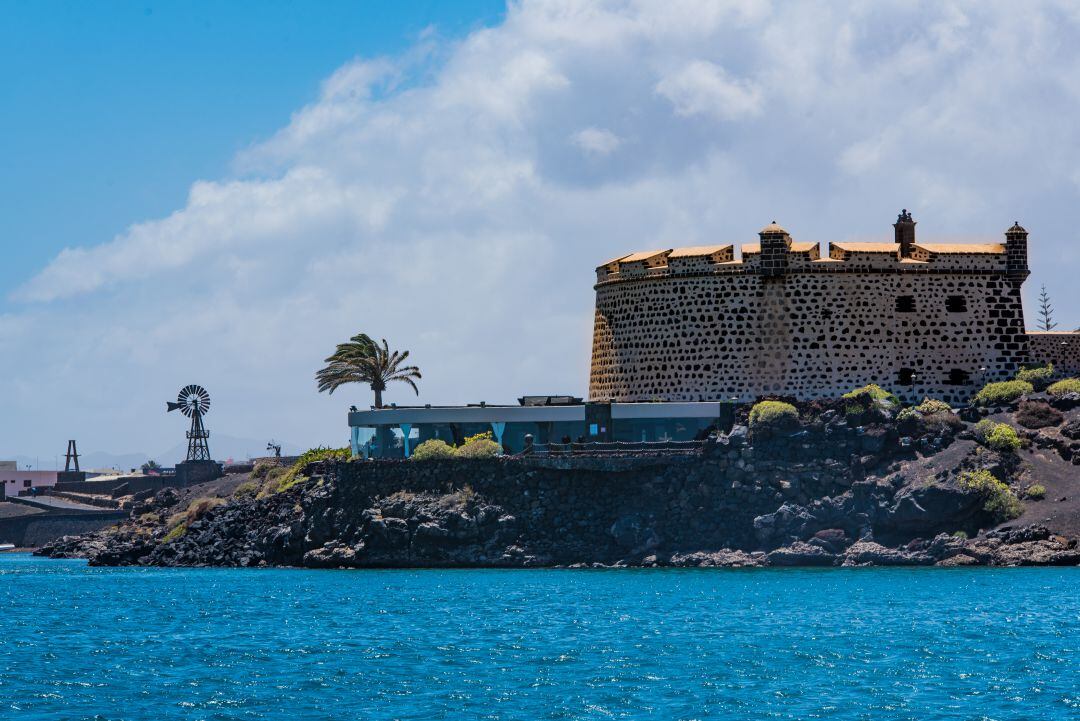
[596,223,1016,285]
[589,212,1050,405]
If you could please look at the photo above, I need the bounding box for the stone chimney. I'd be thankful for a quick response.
[1005,221,1030,282]
[758,221,791,277]
[893,209,916,258]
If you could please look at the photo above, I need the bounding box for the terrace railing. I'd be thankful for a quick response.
[518,439,707,457]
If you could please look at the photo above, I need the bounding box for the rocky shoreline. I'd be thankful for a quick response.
[37,392,1080,569]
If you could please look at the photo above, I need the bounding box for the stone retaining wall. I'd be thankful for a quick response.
[319,425,900,560]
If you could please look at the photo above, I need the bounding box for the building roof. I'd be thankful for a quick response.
[831,242,899,253]
[619,249,670,263]
[759,221,788,235]
[916,243,1005,254]
[667,245,732,258]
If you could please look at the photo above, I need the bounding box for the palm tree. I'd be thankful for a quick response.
[316,333,421,408]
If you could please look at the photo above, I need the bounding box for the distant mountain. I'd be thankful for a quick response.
[150,434,305,466]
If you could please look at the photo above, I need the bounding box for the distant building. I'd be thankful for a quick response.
[590,214,1080,404]
[0,469,59,499]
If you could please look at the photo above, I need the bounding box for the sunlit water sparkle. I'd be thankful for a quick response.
[0,554,1077,720]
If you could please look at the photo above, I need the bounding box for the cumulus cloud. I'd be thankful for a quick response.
[571,127,622,156]
[655,60,762,121]
[6,0,1080,458]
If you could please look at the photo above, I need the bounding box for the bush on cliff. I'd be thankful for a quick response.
[974,380,1032,406]
[258,446,348,497]
[1026,484,1046,500]
[233,480,259,498]
[958,470,1023,521]
[1016,363,1054,391]
[185,497,226,524]
[842,384,899,421]
[985,424,1022,453]
[749,401,799,430]
[410,439,456,461]
[162,523,187,543]
[1014,399,1064,429]
[973,420,1022,453]
[251,460,277,480]
[1047,378,1080,397]
[916,398,952,415]
[455,432,502,459]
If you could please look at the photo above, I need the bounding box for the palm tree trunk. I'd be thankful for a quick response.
[373,387,383,409]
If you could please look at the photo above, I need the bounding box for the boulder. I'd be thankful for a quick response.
[767,541,835,566]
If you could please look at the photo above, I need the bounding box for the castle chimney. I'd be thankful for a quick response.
[1004,221,1030,282]
[758,221,791,277]
[893,209,916,258]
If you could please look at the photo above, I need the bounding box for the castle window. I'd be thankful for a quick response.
[946,295,968,313]
[895,296,916,313]
[897,368,915,385]
[946,369,971,386]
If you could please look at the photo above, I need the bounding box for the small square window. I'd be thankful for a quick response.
[895,296,916,313]
[946,296,967,312]
[946,369,971,386]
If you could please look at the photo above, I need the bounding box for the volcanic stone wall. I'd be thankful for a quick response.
[1027,332,1080,375]
[591,233,1031,405]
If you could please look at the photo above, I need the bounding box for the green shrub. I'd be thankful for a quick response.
[952,530,968,540]
[410,439,456,461]
[842,384,900,407]
[1016,363,1054,390]
[916,398,952,415]
[251,460,276,480]
[974,380,1032,406]
[463,430,494,444]
[985,423,1022,453]
[972,418,998,444]
[958,470,1023,521]
[1047,378,1080,397]
[1026,484,1046,500]
[748,401,799,429]
[162,523,187,543]
[233,480,259,498]
[455,438,502,459]
[897,407,920,424]
[259,446,349,497]
[184,496,226,524]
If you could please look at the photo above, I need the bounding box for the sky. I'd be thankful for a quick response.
[2,0,1080,463]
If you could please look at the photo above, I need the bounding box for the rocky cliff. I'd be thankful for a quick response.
[38,393,1080,568]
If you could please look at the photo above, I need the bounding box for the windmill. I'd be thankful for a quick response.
[167,384,212,462]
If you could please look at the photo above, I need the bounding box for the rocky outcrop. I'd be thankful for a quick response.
[36,400,1080,568]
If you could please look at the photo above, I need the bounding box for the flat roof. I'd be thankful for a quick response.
[349,401,732,427]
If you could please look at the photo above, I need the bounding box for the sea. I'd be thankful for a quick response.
[0,553,1077,720]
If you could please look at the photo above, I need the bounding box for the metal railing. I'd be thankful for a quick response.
[518,439,707,457]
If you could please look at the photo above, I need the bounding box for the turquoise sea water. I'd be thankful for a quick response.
[0,554,1077,720]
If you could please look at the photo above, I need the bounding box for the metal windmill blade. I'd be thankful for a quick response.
[177,384,211,417]
[166,384,213,463]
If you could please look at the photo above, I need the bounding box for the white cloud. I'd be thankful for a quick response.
[6,0,1080,458]
[655,60,763,121]
[571,127,621,156]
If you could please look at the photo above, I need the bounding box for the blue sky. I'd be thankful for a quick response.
[3,1,1080,463]
[0,0,504,304]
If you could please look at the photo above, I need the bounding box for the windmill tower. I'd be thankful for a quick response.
[167,384,221,484]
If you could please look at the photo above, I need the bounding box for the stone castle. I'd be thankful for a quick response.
[590,212,1080,404]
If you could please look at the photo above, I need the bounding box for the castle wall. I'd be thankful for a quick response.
[590,246,1029,405]
[1027,332,1080,375]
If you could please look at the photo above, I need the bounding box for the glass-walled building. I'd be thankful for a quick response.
[347,398,735,458]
